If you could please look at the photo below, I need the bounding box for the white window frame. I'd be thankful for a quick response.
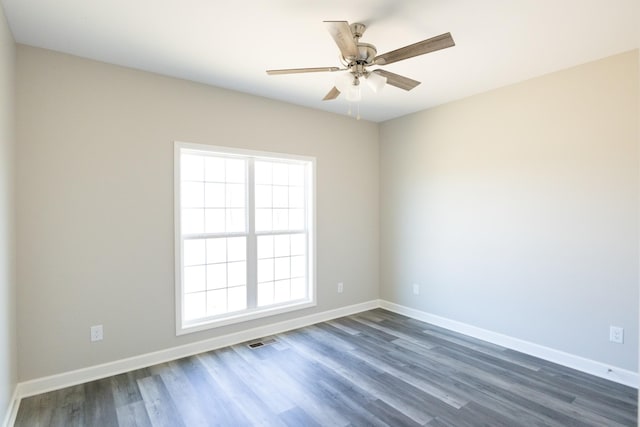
[174,141,316,335]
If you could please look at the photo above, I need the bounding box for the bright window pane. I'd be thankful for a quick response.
[226,159,245,183]
[183,239,205,266]
[227,261,246,286]
[289,187,304,208]
[273,209,288,230]
[226,184,245,208]
[258,259,274,283]
[228,286,247,312]
[178,146,313,329]
[255,162,272,184]
[182,209,204,234]
[184,292,206,320]
[204,183,225,208]
[291,255,306,278]
[227,237,246,262]
[274,235,290,257]
[291,278,306,300]
[255,209,272,232]
[257,282,274,307]
[205,209,225,233]
[274,257,290,281]
[184,265,206,293]
[207,289,227,316]
[181,182,204,208]
[289,209,305,230]
[206,238,227,264]
[272,186,288,208]
[291,234,306,255]
[255,185,272,208]
[272,163,288,185]
[274,280,290,303]
[204,157,225,182]
[206,264,226,290]
[181,155,204,181]
[289,164,305,186]
[257,236,274,259]
[226,209,245,232]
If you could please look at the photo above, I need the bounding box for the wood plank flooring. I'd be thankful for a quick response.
[14,309,638,426]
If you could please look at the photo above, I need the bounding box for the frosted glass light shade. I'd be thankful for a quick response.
[346,85,362,102]
[335,72,362,102]
[366,72,387,93]
[335,72,353,92]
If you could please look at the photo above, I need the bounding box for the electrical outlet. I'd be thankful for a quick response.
[412,283,419,295]
[90,325,103,342]
[337,282,344,293]
[609,326,623,344]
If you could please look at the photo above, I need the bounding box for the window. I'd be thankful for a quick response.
[174,142,315,334]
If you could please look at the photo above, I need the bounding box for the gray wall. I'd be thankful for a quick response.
[0,3,16,421]
[16,46,379,381]
[380,50,639,371]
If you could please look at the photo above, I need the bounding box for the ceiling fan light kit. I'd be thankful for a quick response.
[266,20,455,112]
[366,71,387,93]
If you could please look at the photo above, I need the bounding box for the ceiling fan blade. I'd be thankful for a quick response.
[322,87,341,101]
[374,32,455,65]
[372,69,421,91]
[324,21,359,59]
[266,67,341,75]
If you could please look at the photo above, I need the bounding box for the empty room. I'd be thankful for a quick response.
[1,0,639,426]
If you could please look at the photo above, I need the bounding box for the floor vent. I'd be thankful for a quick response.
[248,338,276,349]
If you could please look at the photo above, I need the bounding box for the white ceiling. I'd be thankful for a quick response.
[2,0,639,122]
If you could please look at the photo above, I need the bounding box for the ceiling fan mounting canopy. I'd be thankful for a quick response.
[266,20,455,101]
[349,22,367,39]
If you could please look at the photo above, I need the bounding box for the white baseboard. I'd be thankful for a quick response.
[16,300,378,400]
[2,386,19,427]
[379,300,639,388]
[11,297,637,418]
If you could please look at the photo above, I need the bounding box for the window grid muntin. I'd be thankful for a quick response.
[182,236,248,320]
[254,160,307,233]
[178,146,313,329]
[180,154,248,236]
[180,153,249,323]
[254,158,308,308]
[256,232,308,307]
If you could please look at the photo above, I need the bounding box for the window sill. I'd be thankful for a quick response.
[177,299,316,335]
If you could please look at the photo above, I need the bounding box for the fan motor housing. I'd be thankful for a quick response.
[357,43,377,64]
[343,43,377,66]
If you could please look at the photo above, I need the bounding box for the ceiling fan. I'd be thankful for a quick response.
[266,21,455,101]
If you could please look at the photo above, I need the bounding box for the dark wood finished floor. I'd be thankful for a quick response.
[15,309,637,426]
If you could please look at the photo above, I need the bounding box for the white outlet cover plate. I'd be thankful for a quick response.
[91,325,103,342]
[609,326,624,344]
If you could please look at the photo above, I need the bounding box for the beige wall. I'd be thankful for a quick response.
[0,3,16,421]
[380,50,639,371]
[16,46,380,380]
[13,42,640,382]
